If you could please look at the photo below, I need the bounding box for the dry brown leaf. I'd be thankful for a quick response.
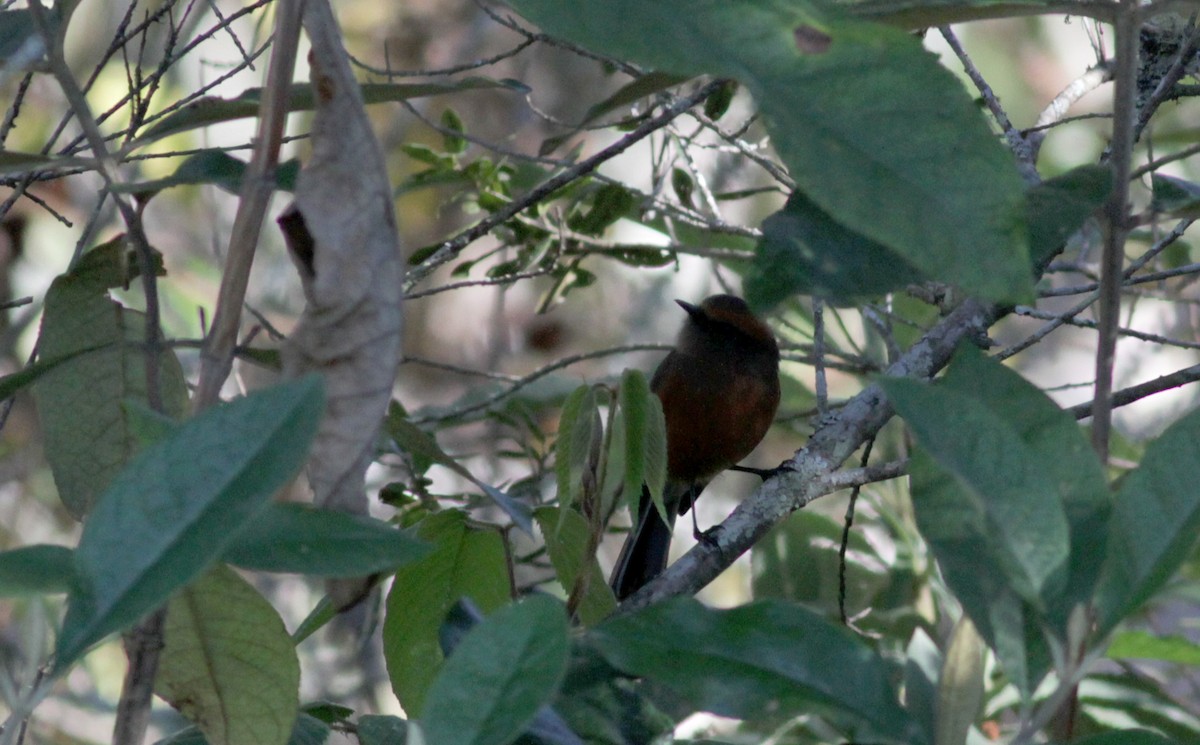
[280,0,402,560]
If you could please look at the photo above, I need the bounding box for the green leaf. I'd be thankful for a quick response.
[382,510,512,713]
[0,545,74,596]
[909,449,1049,698]
[703,78,738,120]
[671,167,695,208]
[937,344,1109,630]
[222,503,429,576]
[568,184,637,236]
[0,149,84,176]
[358,715,409,745]
[441,108,468,155]
[386,408,533,533]
[591,245,675,268]
[33,238,189,519]
[1150,173,1200,218]
[1071,731,1177,745]
[589,598,922,743]
[534,507,617,625]
[745,190,925,307]
[136,78,528,145]
[506,0,1032,304]
[554,385,600,516]
[421,595,569,745]
[1026,165,1112,269]
[934,617,984,745]
[115,151,300,198]
[880,346,1102,697]
[1107,630,1200,666]
[840,0,1101,28]
[0,345,107,403]
[122,398,182,446]
[582,71,692,125]
[1096,404,1200,634]
[903,629,941,745]
[618,369,667,515]
[154,714,329,745]
[54,376,325,671]
[0,10,38,67]
[156,565,300,745]
[880,374,1071,605]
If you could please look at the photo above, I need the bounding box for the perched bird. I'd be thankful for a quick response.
[610,294,781,599]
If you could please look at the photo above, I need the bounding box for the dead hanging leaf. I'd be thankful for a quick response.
[280,0,402,605]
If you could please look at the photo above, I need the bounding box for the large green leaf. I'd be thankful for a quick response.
[535,507,617,626]
[54,376,324,671]
[156,565,300,745]
[1025,165,1112,270]
[507,0,1031,304]
[0,545,74,596]
[554,385,601,516]
[937,345,1109,628]
[908,449,1051,698]
[1070,733,1176,745]
[618,369,666,511]
[589,598,922,743]
[113,150,300,198]
[32,239,189,519]
[839,0,1108,28]
[881,376,1071,605]
[1095,404,1200,634]
[222,503,429,576]
[154,715,329,745]
[1107,630,1200,666]
[382,510,512,713]
[420,595,569,745]
[746,191,926,307]
[881,346,1105,697]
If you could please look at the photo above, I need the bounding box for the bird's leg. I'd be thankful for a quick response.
[686,484,716,544]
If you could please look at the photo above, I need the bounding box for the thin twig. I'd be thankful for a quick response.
[1069,362,1200,419]
[1000,219,1192,360]
[410,344,668,424]
[1012,305,1200,350]
[404,80,727,291]
[940,26,1038,181]
[839,437,876,626]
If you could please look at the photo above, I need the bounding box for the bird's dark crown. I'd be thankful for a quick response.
[678,294,777,351]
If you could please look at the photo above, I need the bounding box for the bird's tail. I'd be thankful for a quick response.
[610,484,676,600]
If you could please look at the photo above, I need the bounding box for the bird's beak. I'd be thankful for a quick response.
[675,299,700,317]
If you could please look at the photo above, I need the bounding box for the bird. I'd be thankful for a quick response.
[610,294,781,600]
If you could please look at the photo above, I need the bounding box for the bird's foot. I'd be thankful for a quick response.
[728,462,794,481]
[695,523,722,546]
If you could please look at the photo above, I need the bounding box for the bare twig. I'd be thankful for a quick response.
[940,26,1038,181]
[404,79,728,290]
[1069,362,1200,419]
[410,343,668,424]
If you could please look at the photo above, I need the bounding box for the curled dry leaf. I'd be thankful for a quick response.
[279,0,402,606]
